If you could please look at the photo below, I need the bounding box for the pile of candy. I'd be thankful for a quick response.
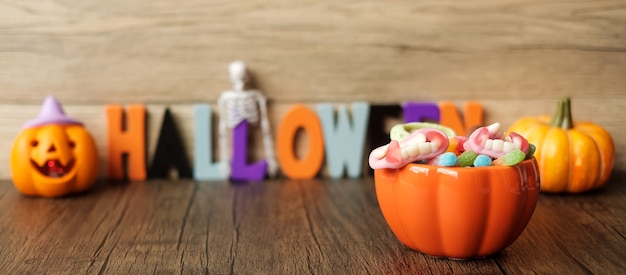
[369,122,536,169]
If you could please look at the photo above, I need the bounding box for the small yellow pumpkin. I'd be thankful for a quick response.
[507,97,614,193]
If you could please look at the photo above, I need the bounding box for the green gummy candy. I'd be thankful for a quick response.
[458,150,478,167]
[495,149,526,166]
[525,143,536,159]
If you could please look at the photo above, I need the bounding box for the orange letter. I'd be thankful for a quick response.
[439,101,483,136]
[106,105,146,181]
[276,104,324,180]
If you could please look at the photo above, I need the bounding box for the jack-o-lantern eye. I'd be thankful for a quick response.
[69,141,76,149]
[30,140,39,147]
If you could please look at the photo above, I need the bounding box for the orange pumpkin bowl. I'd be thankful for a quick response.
[374,158,540,259]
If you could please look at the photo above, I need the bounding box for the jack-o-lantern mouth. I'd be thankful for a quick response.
[30,159,75,178]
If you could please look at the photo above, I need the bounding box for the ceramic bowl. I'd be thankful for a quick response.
[374,158,540,259]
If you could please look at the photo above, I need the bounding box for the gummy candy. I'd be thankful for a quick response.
[493,149,526,166]
[446,136,468,155]
[464,123,530,158]
[458,150,479,167]
[473,155,493,167]
[369,128,449,169]
[369,122,535,170]
[390,122,456,141]
[428,152,458,167]
[525,143,536,160]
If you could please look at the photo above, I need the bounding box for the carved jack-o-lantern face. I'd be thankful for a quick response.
[10,124,98,197]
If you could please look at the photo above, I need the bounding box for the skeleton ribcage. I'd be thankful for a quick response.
[221,93,259,128]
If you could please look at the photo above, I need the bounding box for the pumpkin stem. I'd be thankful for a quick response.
[550,97,573,129]
[549,98,564,127]
[561,97,574,129]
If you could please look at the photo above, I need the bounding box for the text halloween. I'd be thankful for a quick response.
[107,101,483,181]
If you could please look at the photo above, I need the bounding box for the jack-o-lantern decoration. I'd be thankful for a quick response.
[10,96,99,197]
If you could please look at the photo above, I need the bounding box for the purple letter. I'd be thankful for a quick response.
[230,121,268,181]
[403,102,440,123]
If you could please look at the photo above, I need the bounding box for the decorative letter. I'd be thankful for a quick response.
[193,104,226,181]
[277,104,324,180]
[367,104,402,175]
[316,102,370,179]
[148,108,193,179]
[403,102,440,123]
[230,121,268,181]
[106,105,146,181]
[439,101,484,136]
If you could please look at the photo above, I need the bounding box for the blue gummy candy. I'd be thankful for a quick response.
[437,152,458,167]
[473,155,493,167]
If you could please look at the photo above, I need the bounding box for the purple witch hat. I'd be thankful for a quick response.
[22,96,83,129]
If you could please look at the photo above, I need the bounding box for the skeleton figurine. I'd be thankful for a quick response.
[217,61,278,178]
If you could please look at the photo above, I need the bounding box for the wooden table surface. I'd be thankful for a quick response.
[0,173,624,274]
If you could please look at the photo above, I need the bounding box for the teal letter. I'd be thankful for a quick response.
[193,104,226,180]
[316,102,370,178]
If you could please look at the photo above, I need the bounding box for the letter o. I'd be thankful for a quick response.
[276,104,325,179]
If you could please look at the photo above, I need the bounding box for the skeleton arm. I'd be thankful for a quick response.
[217,95,232,177]
[254,92,278,177]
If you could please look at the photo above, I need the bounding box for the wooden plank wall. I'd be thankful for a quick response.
[0,1,624,179]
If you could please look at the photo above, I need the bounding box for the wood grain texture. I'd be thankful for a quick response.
[0,0,625,177]
[0,174,624,273]
[0,0,624,104]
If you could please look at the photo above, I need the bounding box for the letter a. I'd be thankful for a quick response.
[148,108,193,179]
